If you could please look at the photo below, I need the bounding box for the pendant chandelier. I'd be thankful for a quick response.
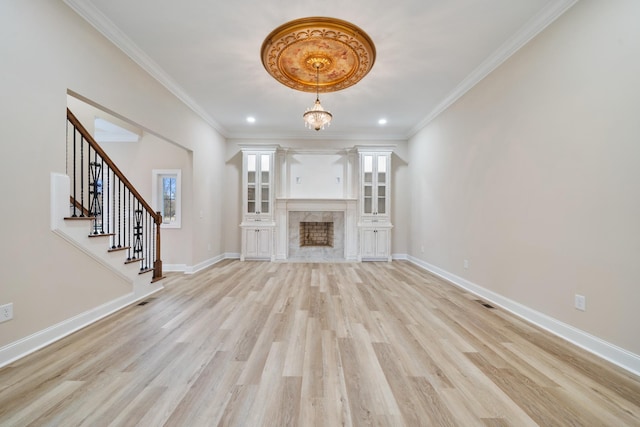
[261,17,376,132]
[303,61,332,131]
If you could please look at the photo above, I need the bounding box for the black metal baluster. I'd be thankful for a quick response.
[89,151,102,235]
[151,213,156,270]
[99,157,105,234]
[80,133,85,216]
[145,212,149,270]
[147,212,152,271]
[111,171,117,249]
[126,190,132,261]
[105,166,110,235]
[134,207,143,265]
[87,142,91,213]
[123,187,128,255]
[65,119,69,181]
[117,179,122,248]
[88,142,92,216]
[72,127,78,217]
[144,212,148,271]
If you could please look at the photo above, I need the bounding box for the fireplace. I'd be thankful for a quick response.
[300,221,334,247]
[274,198,358,261]
[287,211,344,260]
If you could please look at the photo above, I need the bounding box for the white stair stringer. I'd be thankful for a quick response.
[50,172,163,298]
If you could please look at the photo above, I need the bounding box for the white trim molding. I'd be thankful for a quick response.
[62,0,226,136]
[152,169,182,229]
[408,0,579,137]
[0,289,161,369]
[407,255,640,377]
[163,253,240,274]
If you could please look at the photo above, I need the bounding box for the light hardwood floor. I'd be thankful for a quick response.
[1,260,639,426]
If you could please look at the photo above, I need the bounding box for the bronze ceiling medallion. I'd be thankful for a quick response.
[261,17,376,93]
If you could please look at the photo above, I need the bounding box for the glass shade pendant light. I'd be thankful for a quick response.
[303,61,332,131]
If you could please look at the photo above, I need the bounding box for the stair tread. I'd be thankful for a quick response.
[151,275,165,283]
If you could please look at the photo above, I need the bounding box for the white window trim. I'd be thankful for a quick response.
[152,169,182,229]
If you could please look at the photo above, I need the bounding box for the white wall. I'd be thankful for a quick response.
[223,139,243,256]
[408,0,640,357]
[288,154,346,200]
[0,1,225,349]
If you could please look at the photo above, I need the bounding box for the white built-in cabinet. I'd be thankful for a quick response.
[240,147,276,260]
[243,227,273,260]
[357,148,393,261]
[239,145,393,262]
[360,227,391,260]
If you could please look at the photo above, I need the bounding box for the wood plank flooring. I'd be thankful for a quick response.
[1,260,639,426]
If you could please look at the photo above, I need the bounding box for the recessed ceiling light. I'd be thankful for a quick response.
[378,118,387,125]
[247,116,256,123]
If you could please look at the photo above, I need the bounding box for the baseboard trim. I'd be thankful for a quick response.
[163,263,188,272]
[164,253,241,274]
[406,255,640,377]
[185,255,225,274]
[0,252,243,367]
[0,287,161,369]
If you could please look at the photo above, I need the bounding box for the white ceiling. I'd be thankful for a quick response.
[64,0,576,141]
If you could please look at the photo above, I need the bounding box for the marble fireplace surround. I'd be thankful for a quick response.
[275,198,358,261]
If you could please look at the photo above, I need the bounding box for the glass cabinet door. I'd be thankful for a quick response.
[363,154,373,214]
[360,152,389,217]
[247,154,256,215]
[377,155,387,215]
[244,151,273,217]
[260,154,270,214]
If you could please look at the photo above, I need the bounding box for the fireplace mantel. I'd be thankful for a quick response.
[276,198,357,209]
[274,198,358,261]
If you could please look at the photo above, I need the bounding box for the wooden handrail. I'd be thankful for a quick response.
[66,108,161,225]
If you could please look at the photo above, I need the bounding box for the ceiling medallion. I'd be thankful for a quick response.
[261,17,376,93]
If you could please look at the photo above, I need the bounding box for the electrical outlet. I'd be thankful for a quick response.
[421,245,425,253]
[464,259,469,269]
[574,294,586,311]
[0,303,13,323]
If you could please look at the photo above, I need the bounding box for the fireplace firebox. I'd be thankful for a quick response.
[300,221,334,247]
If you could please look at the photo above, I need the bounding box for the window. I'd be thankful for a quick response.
[152,169,181,228]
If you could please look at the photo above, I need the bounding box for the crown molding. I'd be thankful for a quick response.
[63,0,228,137]
[64,0,578,142]
[408,0,579,138]
[226,129,408,141]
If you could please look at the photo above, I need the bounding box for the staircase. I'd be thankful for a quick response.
[50,109,164,296]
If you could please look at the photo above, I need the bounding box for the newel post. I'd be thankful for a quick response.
[153,211,163,280]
